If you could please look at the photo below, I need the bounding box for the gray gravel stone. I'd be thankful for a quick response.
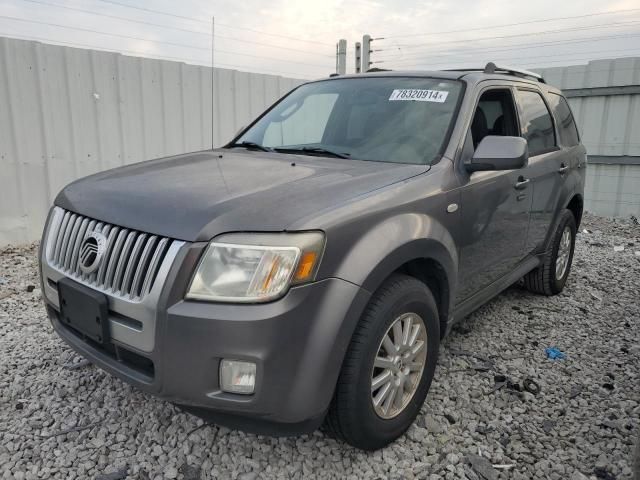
[0,213,639,479]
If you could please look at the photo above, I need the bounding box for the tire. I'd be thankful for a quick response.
[323,273,440,450]
[524,208,577,295]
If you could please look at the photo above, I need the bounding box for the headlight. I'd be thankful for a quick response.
[186,232,325,302]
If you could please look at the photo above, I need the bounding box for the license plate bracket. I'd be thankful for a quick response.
[58,278,110,344]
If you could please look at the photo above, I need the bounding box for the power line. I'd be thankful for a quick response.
[518,54,640,69]
[374,32,640,62]
[95,0,334,47]
[14,0,333,57]
[385,32,640,66]
[378,7,640,39]
[388,47,640,70]
[18,0,208,36]
[377,19,640,51]
[0,31,318,79]
[511,55,638,70]
[0,14,331,69]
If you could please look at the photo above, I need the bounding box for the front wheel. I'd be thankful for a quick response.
[323,274,440,450]
[524,208,577,295]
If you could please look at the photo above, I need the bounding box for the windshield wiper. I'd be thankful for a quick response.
[228,141,273,152]
[274,146,351,159]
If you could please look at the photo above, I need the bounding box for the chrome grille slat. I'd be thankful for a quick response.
[96,225,115,285]
[77,220,96,279]
[121,234,147,296]
[64,216,84,271]
[131,235,157,299]
[68,218,90,273]
[52,211,71,263]
[105,229,126,288]
[87,223,105,284]
[113,231,136,293]
[58,214,78,268]
[46,209,174,300]
[142,237,168,295]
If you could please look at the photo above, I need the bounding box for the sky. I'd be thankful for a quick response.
[1,0,640,80]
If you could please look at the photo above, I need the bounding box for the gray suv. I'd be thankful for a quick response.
[39,63,585,450]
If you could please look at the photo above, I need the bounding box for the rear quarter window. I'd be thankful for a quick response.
[547,93,580,147]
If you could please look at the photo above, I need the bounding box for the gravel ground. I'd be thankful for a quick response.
[1,213,639,480]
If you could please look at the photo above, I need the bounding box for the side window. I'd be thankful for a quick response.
[263,93,338,147]
[470,89,518,149]
[517,90,556,156]
[547,93,580,147]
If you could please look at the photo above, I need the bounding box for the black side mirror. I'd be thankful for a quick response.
[466,136,528,173]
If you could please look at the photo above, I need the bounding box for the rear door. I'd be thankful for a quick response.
[515,88,566,253]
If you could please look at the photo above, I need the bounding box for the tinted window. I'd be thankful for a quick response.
[547,93,580,147]
[471,89,519,148]
[517,90,556,156]
[238,77,463,165]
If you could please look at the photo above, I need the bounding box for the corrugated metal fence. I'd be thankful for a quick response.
[534,57,640,218]
[0,36,303,246]
[2,36,639,246]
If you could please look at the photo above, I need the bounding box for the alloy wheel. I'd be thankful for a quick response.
[370,312,428,419]
[555,226,572,280]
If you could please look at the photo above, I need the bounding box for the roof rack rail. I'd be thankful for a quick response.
[446,62,545,83]
[484,62,545,83]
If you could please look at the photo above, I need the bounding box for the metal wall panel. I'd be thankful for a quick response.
[0,37,303,246]
[534,58,640,217]
[584,163,640,218]
[3,38,639,246]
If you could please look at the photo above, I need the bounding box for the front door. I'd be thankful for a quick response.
[455,87,532,303]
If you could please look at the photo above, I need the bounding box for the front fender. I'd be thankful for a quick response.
[327,213,458,305]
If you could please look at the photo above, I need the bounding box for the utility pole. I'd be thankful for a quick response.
[211,16,215,149]
[355,42,361,73]
[361,34,371,72]
[335,39,347,75]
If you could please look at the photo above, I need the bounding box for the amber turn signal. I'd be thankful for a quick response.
[294,251,317,281]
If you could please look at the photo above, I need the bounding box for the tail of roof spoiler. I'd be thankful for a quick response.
[447,62,545,83]
[483,62,545,83]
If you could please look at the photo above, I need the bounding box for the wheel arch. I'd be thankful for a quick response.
[566,193,584,229]
[395,257,451,338]
[328,213,458,339]
[353,237,457,340]
[319,214,458,413]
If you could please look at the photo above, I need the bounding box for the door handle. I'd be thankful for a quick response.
[558,164,569,174]
[515,178,530,190]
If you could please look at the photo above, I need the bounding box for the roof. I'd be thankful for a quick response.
[316,68,562,94]
[325,70,463,80]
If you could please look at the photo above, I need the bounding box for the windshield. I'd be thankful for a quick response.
[234,77,463,165]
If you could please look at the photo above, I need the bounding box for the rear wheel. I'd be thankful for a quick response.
[524,209,576,295]
[323,274,440,450]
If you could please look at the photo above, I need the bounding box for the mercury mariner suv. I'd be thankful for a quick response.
[40,63,586,450]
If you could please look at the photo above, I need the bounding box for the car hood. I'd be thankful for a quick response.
[56,150,426,242]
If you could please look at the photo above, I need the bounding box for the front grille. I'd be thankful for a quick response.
[47,209,173,300]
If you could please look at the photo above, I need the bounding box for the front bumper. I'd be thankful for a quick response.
[43,239,370,434]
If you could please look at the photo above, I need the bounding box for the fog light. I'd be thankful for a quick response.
[220,360,256,394]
